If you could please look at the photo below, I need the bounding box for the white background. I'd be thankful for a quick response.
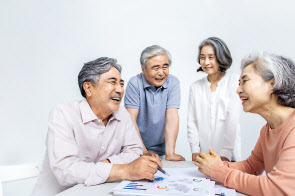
[1,0,295,195]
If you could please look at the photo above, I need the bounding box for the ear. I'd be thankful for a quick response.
[268,78,275,93]
[141,66,145,73]
[83,81,92,98]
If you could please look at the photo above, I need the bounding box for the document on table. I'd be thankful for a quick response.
[112,168,236,196]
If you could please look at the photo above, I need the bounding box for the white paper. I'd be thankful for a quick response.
[112,168,236,196]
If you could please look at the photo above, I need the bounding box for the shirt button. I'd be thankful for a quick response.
[101,146,105,151]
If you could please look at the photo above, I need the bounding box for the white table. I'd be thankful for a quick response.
[57,161,245,196]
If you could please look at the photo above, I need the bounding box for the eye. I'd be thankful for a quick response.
[209,56,214,60]
[154,68,159,71]
[163,66,169,70]
[120,82,124,87]
[200,56,205,60]
[108,80,116,85]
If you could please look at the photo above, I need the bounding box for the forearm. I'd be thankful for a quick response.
[106,164,127,182]
[50,155,113,186]
[165,117,179,156]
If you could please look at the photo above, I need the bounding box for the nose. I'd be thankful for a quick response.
[158,68,164,76]
[205,57,210,65]
[114,83,123,94]
[236,84,242,95]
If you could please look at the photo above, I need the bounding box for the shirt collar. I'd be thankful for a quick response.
[141,73,169,89]
[79,98,121,124]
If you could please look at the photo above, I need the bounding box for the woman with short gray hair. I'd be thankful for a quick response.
[195,52,295,195]
[187,37,242,163]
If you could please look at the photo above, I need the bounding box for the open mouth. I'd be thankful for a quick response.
[240,97,248,105]
[155,77,165,82]
[110,97,121,103]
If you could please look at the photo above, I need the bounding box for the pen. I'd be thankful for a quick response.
[157,166,170,176]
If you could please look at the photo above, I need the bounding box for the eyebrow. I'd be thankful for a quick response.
[151,64,169,69]
[239,75,248,81]
[107,77,124,83]
[200,54,215,56]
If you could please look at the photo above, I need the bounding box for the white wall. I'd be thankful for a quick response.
[1,0,295,194]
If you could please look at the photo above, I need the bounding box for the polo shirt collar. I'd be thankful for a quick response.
[141,73,168,89]
[80,98,121,123]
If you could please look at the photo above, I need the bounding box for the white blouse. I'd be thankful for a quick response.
[187,73,242,161]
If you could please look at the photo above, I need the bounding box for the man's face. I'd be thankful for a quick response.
[89,66,124,115]
[142,54,170,87]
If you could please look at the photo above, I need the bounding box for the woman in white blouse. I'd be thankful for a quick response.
[187,37,242,162]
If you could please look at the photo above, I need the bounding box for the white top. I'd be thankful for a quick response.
[187,73,242,161]
[31,99,142,196]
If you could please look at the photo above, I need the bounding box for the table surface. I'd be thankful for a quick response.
[57,161,245,196]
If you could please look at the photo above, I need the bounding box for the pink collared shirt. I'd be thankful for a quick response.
[32,99,143,196]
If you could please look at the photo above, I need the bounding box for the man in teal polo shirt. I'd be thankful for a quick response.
[124,45,185,161]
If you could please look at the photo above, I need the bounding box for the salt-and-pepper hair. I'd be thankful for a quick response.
[241,52,295,108]
[140,45,172,68]
[78,57,122,98]
[197,37,232,72]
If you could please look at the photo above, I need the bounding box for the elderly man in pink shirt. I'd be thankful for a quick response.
[32,57,162,196]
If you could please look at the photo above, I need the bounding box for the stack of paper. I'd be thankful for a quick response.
[112,168,236,196]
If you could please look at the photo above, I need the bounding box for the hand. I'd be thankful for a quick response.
[165,153,186,161]
[124,155,162,181]
[220,156,230,162]
[192,153,200,161]
[144,150,160,159]
[194,148,221,176]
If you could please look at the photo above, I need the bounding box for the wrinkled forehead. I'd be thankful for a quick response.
[100,66,123,81]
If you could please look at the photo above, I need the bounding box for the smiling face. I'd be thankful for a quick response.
[200,45,221,76]
[86,66,124,116]
[237,63,274,114]
[142,54,169,87]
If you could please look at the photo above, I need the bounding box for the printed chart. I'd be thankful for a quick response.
[112,168,236,196]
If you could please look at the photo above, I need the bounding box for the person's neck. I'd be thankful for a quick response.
[258,104,294,129]
[87,98,112,126]
[207,72,225,85]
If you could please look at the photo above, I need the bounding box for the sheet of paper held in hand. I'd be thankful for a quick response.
[112,168,236,196]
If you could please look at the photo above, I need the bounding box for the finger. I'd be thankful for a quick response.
[147,161,158,171]
[194,161,200,168]
[196,156,203,164]
[199,151,207,159]
[144,171,154,181]
[148,156,163,168]
[180,156,186,161]
[209,147,218,157]
[146,164,158,174]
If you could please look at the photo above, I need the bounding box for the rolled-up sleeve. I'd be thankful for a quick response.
[47,106,113,186]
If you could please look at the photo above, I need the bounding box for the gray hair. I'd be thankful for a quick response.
[241,52,295,108]
[140,45,172,68]
[78,57,122,98]
[197,37,232,72]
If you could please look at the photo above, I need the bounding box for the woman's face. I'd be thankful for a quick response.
[199,45,221,76]
[237,63,274,114]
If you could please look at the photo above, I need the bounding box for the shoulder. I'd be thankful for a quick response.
[115,106,132,122]
[167,74,180,86]
[126,74,143,90]
[190,77,207,89]
[49,100,81,120]
[128,74,142,85]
